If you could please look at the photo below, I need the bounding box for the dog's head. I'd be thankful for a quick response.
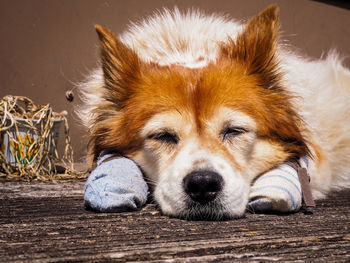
[85,6,310,219]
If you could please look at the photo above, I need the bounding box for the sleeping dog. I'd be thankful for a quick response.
[79,6,350,219]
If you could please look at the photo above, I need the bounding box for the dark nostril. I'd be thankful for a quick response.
[183,170,223,204]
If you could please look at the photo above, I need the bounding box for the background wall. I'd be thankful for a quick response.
[1,0,349,163]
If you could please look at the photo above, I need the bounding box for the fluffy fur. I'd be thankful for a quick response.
[78,6,350,219]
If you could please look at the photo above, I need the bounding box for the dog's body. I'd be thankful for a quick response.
[79,6,350,219]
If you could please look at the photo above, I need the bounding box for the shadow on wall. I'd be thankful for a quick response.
[313,0,350,10]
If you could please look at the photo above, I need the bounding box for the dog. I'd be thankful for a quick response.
[78,5,350,219]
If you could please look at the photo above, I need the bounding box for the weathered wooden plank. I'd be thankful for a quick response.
[0,182,350,262]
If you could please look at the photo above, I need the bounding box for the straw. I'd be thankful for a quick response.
[0,95,87,181]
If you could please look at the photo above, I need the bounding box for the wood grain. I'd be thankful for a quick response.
[1,181,349,262]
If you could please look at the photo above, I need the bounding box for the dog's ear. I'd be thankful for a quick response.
[220,5,280,86]
[95,25,141,104]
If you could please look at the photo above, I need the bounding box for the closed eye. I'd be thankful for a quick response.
[148,131,179,144]
[221,127,247,140]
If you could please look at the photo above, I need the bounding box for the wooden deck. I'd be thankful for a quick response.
[1,181,350,262]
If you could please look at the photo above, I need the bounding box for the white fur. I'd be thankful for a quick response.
[79,8,350,216]
[121,8,243,67]
[76,68,105,129]
[153,139,249,219]
[281,51,350,198]
[139,109,255,219]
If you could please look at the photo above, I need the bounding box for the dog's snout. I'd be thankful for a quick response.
[183,170,223,204]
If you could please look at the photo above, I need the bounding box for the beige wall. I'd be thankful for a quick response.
[1,0,350,162]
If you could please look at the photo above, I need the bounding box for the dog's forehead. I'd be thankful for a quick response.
[141,107,257,137]
[137,62,263,122]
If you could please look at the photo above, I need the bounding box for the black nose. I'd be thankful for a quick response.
[183,170,223,204]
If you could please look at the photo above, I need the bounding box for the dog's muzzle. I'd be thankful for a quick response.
[183,170,223,204]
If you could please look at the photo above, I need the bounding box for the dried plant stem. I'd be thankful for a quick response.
[0,95,87,181]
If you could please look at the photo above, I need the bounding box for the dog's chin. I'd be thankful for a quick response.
[156,195,248,221]
[177,200,246,221]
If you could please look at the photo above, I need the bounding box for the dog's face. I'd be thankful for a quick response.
[136,106,286,219]
[89,6,309,219]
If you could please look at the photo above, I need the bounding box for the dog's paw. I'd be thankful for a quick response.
[248,163,302,213]
[248,198,273,212]
[84,156,148,212]
[249,189,301,213]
